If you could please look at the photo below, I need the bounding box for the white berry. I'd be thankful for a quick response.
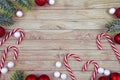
[109,8,116,14]
[54,71,60,78]
[48,0,55,5]
[98,67,104,74]
[61,73,67,80]
[55,61,62,68]
[16,10,23,17]
[7,61,14,68]
[104,69,111,76]
[1,67,8,74]
[14,32,21,38]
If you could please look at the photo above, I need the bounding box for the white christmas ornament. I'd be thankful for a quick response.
[54,71,60,78]
[61,73,67,80]
[104,69,111,76]
[48,0,55,5]
[55,61,62,68]
[1,67,8,74]
[14,32,21,38]
[16,10,23,17]
[98,67,104,74]
[7,61,14,68]
[109,8,116,14]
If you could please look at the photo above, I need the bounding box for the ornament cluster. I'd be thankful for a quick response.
[35,0,55,6]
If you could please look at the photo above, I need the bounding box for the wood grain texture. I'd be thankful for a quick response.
[0,0,120,80]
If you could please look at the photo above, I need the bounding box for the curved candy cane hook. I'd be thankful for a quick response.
[64,53,81,80]
[0,46,19,70]
[0,28,25,45]
[96,33,120,62]
[82,60,99,80]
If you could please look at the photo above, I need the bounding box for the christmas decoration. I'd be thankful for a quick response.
[64,54,81,80]
[15,10,24,18]
[82,60,99,80]
[0,0,33,26]
[60,73,67,80]
[114,33,120,44]
[98,76,109,80]
[115,8,120,18]
[48,0,55,5]
[25,74,37,80]
[96,33,120,63]
[38,74,50,80]
[14,32,21,38]
[54,71,60,78]
[98,67,104,74]
[7,61,15,68]
[0,46,19,74]
[10,71,26,80]
[105,19,120,34]
[109,8,116,15]
[55,61,62,68]
[1,67,8,74]
[0,27,5,38]
[110,73,120,80]
[104,70,111,76]
[0,28,25,45]
[35,0,47,6]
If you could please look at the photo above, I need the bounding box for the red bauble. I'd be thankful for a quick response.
[0,27,5,38]
[98,76,109,80]
[110,73,119,80]
[25,74,37,80]
[115,8,120,18]
[38,74,50,80]
[118,74,120,80]
[114,33,120,44]
[35,0,47,6]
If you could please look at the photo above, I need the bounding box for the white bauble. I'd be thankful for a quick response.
[98,67,104,74]
[7,61,14,68]
[61,73,67,80]
[109,8,116,14]
[14,32,21,38]
[55,61,62,68]
[1,67,8,74]
[104,69,111,76]
[16,10,23,17]
[54,71,60,78]
[48,0,55,5]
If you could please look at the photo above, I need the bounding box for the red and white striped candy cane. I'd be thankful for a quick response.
[82,60,99,80]
[0,46,19,70]
[64,54,81,80]
[0,28,25,45]
[96,33,120,62]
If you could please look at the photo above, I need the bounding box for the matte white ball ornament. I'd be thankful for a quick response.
[54,71,60,78]
[98,67,104,74]
[109,8,116,14]
[14,32,21,38]
[48,0,55,5]
[7,61,14,68]
[61,73,67,80]
[16,10,23,17]
[55,61,62,68]
[1,67,8,74]
[104,69,111,76]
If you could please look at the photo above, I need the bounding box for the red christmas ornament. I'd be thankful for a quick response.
[25,74,37,80]
[115,8,120,18]
[0,27,5,38]
[110,73,119,80]
[114,33,120,44]
[98,76,109,80]
[118,74,120,80]
[38,74,50,80]
[35,0,47,6]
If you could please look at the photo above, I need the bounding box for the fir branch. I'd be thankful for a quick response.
[0,13,14,26]
[105,19,120,34]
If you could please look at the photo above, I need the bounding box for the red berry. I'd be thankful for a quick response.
[114,33,120,44]
[38,74,50,80]
[98,76,109,80]
[115,8,120,18]
[110,73,119,80]
[0,27,5,38]
[35,0,47,6]
[25,74,37,80]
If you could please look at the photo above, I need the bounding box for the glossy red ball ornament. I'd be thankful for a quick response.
[110,73,119,80]
[114,33,120,44]
[25,74,37,80]
[0,27,5,38]
[38,74,50,80]
[118,74,120,80]
[98,76,109,80]
[35,0,47,6]
[115,8,120,18]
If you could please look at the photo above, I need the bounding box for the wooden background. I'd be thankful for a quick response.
[0,0,120,80]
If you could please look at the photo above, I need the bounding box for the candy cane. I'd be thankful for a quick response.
[0,28,25,45]
[0,46,19,70]
[82,60,99,80]
[64,54,81,80]
[96,33,120,62]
